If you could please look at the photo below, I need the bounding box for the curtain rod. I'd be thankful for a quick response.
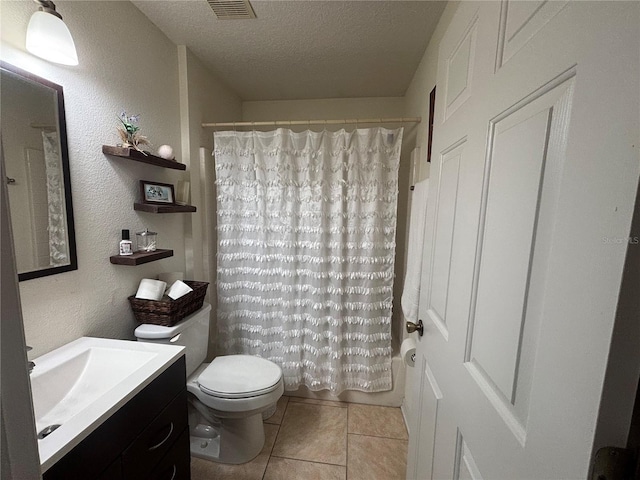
[30,122,56,130]
[202,117,421,128]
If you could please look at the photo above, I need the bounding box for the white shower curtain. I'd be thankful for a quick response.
[42,131,68,267]
[214,127,403,394]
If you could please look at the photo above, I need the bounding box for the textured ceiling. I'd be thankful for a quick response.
[132,0,446,101]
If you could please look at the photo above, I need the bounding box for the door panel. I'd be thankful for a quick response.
[453,430,483,480]
[467,72,576,436]
[427,139,465,339]
[409,2,639,479]
[444,13,478,120]
[496,0,569,70]
[470,106,551,402]
[408,354,443,480]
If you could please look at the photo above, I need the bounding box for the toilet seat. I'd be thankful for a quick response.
[197,355,282,399]
[199,382,280,399]
[188,362,284,416]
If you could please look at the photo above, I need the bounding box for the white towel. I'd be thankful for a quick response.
[401,179,429,323]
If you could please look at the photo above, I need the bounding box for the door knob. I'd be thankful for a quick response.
[406,319,424,336]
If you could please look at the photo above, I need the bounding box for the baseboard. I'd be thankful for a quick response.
[400,399,411,437]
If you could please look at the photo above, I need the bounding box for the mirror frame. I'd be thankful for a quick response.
[0,61,78,281]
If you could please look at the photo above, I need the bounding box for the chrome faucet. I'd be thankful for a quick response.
[27,346,35,374]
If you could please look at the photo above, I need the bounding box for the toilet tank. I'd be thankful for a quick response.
[134,302,211,376]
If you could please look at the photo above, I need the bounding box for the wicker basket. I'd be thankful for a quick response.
[128,280,209,327]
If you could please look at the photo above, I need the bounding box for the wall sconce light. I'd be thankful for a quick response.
[26,0,78,66]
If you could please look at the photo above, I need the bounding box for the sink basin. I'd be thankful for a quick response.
[30,337,184,472]
[31,346,156,433]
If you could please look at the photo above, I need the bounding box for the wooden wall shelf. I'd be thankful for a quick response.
[110,249,174,266]
[134,203,197,214]
[102,145,186,171]
[103,145,189,265]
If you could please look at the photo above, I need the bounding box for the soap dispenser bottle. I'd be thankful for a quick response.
[119,229,133,255]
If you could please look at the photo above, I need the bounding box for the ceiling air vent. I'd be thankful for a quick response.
[207,0,256,19]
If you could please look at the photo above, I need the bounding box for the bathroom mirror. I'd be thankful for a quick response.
[1,62,77,281]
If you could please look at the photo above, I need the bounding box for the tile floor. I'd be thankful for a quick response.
[191,395,409,480]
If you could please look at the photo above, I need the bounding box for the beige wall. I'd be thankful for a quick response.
[178,46,242,358]
[404,2,460,183]
[400,0,459,428]
[243,97,405,125]
[0,1,238,358]
[178,46,242,281]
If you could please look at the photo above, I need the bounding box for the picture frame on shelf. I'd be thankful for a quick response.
[140,180,175,205]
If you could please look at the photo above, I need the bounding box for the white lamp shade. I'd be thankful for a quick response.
[26,10,78,66]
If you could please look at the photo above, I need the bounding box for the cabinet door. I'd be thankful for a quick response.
[43,357,186,480]
[122,389,188,479]
[97,458,123,480]
[147,428,191,480]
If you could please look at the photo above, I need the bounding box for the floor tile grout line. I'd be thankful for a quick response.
[261,424,279,480]
[347,432,409,441]
[265,398,407,479]
[261,452,273,480]
[286,395,347,403]
[287,401,347,409]
[269,400,349,469]
[192,402,407,480]
[285,396,404,409]
[269,399,289,446]
[287,397,345,403]
[264,424,280,454]
[269,453,348,468]
[262,402,286,480]
[346,402,404,408]
[346,404,350,480]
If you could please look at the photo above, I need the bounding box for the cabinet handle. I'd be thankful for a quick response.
[148,422,174,451]
[168,464,177,480]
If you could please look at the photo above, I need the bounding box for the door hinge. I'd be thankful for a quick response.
[591,447,637,480]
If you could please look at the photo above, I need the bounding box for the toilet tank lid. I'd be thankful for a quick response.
[134,302,211,339]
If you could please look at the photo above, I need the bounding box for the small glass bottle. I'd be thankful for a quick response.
[136,229,157,252]
[119,229,133,255]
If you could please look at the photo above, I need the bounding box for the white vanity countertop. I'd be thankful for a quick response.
[31,337,184,473]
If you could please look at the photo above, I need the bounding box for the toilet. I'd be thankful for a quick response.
[134,303,284,464]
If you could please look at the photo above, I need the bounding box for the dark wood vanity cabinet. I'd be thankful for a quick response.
[43,356,190,480]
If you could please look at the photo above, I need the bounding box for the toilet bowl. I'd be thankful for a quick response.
[134,303,283,464]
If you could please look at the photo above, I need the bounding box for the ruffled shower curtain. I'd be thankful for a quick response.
[214,127,403,394]
[42,131,68,267]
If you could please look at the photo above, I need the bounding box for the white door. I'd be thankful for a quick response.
[407,2,639,479]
